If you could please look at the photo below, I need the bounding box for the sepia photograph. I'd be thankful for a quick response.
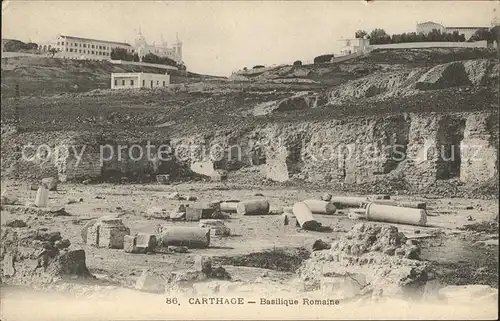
[0,1,499,320]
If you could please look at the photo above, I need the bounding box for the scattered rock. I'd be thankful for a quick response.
[135,269,166,293]
[199,219,230,236]
[167,192,181,200]
[41,177,59,191]
[5,219,27,228]
[194,255,212,274]
[36,230,62,243]
[210,170,228,182]
[321,193,332,202]
[168,245,188,253]
[312,239,331,251]
[1,192,18,205]
[54,239,71,249]
[156,174,170,185]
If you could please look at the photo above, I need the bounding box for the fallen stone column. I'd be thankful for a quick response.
[348,209,366,220]
[365,202,427,226]
[158,227,210,249]
[220,201,239,213]
[293,202,320,230]
[368,194,391,200]
[236,199,270,215]
[330,196,368,209]
[372,199,427,210]
[302,199,336,215]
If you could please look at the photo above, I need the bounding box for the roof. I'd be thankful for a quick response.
[59,35,131,47]
[446,26,489,30]
[417,21,443,25]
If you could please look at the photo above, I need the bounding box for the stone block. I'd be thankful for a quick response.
[192,202,218,219]
[99,224,130,249]
[88,217,130,249]
[81,219,98,243]
[136,233,156,253]
[86,223,100,246]
[124,235,137,253]
[185,207,203,221]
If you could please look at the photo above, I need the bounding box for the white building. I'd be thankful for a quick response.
[416,21,489,40]
[338,37,370,56]
[39,30,183,64]
[416,21,446,35]
[40,35,133,60]
[111,72,170,90]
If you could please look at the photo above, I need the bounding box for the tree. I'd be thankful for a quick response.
[314,54,335,64]
[252,65,265,69]
[293,60,302,66]
[369,28,388,44]
[110,48,128,60]
[491,26,500,42]
[469,28,493,42]
[355,30,367,39]
[25,42,38,50]
[49,48,57,57]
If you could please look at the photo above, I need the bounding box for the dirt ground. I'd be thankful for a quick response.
[1,179,498,289]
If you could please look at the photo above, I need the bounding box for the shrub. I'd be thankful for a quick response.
[293,60,302,66]
[314,54,334,64]
[253,65,265,69]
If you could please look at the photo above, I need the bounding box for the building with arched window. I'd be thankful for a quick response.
[38,30,183,64]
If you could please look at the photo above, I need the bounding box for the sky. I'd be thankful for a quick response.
[2,1,498,76]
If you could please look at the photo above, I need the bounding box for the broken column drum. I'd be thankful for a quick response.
[364,202,427,226]
[302,199,336,215]
[220,201,239,213]
[292,202,319,230]
[330,196,368,208]
[35,186,49,208]
[236,200,270,215]
[158,227,210,249]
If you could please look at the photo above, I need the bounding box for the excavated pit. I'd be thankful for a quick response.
[211,247,311,273]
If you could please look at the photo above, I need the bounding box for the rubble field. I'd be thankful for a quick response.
[1,180,498,319]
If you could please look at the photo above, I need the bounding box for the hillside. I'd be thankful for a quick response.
[229,47,499,85]
[0,56,225,98]
[1,47,499,197]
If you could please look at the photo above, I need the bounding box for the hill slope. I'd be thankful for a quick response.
[0,56,224,98]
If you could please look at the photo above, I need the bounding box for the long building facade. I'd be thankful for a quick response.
[39,30,183,64]
[416,21,490,40]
